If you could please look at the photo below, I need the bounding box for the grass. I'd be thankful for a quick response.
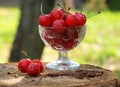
[0,7,120,79]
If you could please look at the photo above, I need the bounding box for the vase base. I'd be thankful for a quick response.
[46,60,80,70]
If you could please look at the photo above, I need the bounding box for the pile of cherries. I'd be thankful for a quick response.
[39,8,86,28]
[18,58,44,77]
[38,6,86,51]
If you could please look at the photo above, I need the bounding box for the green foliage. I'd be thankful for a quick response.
[0,7,20,42]
[106,0,120,11]
[0,7,20,63]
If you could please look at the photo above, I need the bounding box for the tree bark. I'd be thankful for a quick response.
[106,0,120,11]
[9,0,55,62]
[0,63,119,87]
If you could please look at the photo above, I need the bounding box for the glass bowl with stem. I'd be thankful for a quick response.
[38,25,86,70]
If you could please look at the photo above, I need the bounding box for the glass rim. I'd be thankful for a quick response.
[38,25,86,28]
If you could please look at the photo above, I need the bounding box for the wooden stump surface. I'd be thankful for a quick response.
[0,63,119,87]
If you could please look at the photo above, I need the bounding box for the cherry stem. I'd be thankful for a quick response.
[21,50,32,59]
[81,0,89,13]
[36,73,47,85]
[36,76,43,85]
[8,70,19,75]
[87,11,101,18]
[57,0,70,20]
[62,0,67,12]
[57,1,66,12]
[40,2,44,15]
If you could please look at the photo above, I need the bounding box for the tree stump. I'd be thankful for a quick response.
[0,63,119,87]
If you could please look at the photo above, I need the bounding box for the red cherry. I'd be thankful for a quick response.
[52,19,67,33]
[53,38,63,46]
[18,58,32,73]
[32,59,44,72]
[50,38,63,50]
[53,32,64,39]
[50,8,64,20]
[43,29,53,38]
[38,14,52,27]
[62,12,72,20]
[42,35,54,46]
[27,63,41,77]
[65,28,78,40]
[42,29,55,45]
[75,12,86,26]
[65,13,78,27]
[42,33,55,48]
[64,40,77,50]
[42,30,64,50]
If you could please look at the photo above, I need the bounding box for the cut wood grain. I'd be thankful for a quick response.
[0,63,119,87]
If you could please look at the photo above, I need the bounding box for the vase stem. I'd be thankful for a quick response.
[46,51,80,70]
[58,51,68,61]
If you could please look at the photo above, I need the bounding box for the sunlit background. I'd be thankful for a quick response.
[0,0,120,78]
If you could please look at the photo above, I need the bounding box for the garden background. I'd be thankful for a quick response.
[0,0,120,78]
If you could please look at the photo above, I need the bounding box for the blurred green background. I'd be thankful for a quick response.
[0,0,120,78]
